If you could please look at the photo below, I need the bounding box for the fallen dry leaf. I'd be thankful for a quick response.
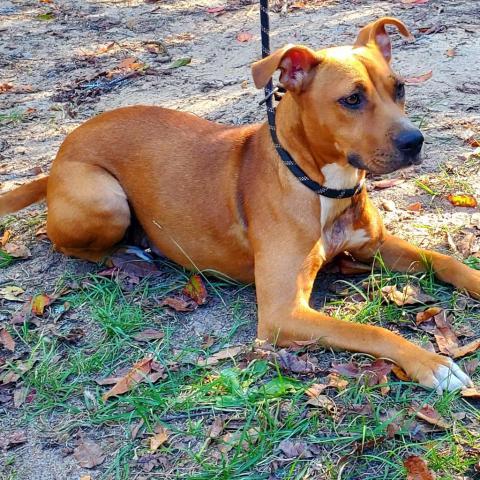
[201,334,216,349]
[118,57,145,71]
[381,285,435,306]
[332,359,392,386]
[102,357,153,401]
[0,229,12,246]
[183,274,208,305]
[160,296,196,312]
[277,349,319,374]
[461,387,480,399]
[109,251,159,278]
[0,328,15,352]
[73,439,105,468]
[133,328,165,342]
[326,373,348,390]
[447,193,477,208]
[407,202,422,212]
[236,32,253,43]
[197,345,245,366]
[305,382,327,399]
[0,286,25,302]
[3,242,31,259]
[415,404,451,429]
[404,71,433,85]
[207,416,225,439]
[31,293,55,316]
[416,307,443,325]
[404,455,435,480]
[465,135,480,147]
[0,430,27,449]
[13,386,28,408]
[372,178,405,189]
[150,425,169,452]
[206,6,226,14]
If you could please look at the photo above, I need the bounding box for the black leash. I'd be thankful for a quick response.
[259,0,365,199]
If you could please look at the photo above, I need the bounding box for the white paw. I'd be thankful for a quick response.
[432,359,473,394]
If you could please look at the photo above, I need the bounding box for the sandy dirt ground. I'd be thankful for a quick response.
[0,0,479,479]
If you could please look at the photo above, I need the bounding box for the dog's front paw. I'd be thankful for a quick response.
[409,354,473,394]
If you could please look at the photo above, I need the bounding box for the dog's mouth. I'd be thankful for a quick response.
[348,152,423,174]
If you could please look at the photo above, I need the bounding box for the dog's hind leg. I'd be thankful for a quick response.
[46,162,131,262]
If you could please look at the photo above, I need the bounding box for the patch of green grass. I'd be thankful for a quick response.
[7,270,479,479]
[0,249,15,268]
[0,111,28,125]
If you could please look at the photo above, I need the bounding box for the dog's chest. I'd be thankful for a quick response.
[318,164,368,258]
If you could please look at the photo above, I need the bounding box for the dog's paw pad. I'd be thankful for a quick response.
[432,359,473,394]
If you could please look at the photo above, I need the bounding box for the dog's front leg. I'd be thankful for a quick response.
[254,238,472,393]
[356,233,480,299]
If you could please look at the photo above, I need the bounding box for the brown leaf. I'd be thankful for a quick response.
[207,416,224,439]
[110,252,159,278]
[13,386,28,408]
[457,232,476,258]
[372,178,405,189]
[102,357,153,401]
[461,387,480,399]
[404,71,433,85]
[3,242,31,259]
[133,328,165,342]
[130,419,144,440]
[0,430,27,449]
[236,32,253,43]
[183,274,208,305]
[381,285,435,306]
[332,359,392,386]
[31,293,55,316]
[407,202,422,212]
[201,334,216,349]
[0,229,12,246]
[305,382,327,398]
[404,455,435,480]
[197,345,245,366]
[160,296,196,312]
[449,338,480,359]
[306,393,336,412]
[326,373,348,390]
[150,426,169,452]
[415,404,451,429]
[0,328,15,352]
[277,349,319,374]
[206,6,226,14]
[118,57,145,71]
[278,439,316,459]
[465,135,480,147]
[416,307,443,325]
[73,439,105,468]
[447,194,477,208]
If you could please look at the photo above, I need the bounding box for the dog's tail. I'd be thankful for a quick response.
[0,176,48,216]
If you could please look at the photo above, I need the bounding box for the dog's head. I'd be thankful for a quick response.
[252,17,424,174]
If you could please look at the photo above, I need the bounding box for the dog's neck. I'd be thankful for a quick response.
[274,95,363,192]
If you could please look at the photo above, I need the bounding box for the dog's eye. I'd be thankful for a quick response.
[396,83,405,100]
[340,93,362,109]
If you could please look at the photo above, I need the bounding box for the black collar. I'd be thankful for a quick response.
[259,0,365,200]
[264,94,365,199]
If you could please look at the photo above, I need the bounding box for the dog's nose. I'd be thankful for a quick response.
[394,129,424,156]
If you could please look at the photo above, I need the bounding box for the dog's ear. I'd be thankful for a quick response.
[251,45,320,93]
[354,17,413,62]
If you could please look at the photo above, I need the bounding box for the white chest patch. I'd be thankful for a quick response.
[319,163,367,258]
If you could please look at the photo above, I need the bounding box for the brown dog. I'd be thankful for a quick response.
[1,17,477,392]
